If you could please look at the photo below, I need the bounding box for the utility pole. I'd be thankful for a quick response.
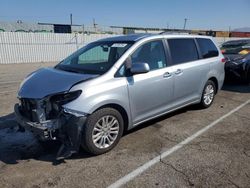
[183,18,188,30]
[70,13,73,26]
[93,18,98,33]
[229,26,231,37]
[82,24,85,34]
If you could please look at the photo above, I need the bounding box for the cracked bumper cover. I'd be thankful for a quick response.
[14,103,87,158]
[14,103,61,138]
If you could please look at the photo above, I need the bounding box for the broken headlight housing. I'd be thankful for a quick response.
[50,90,82,105]
[47,90,82,119]
[50,90,87,117]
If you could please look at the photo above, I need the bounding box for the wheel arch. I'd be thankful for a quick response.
[208,77,218,94]
[92,103,130,132]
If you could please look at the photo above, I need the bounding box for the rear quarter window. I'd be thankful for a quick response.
[168,38,199,65]
[196,38,219,58]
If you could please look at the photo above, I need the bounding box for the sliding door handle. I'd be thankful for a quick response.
[175,69,183,75]
[163,72,172,78]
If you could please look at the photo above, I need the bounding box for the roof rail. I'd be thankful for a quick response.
[159,31,191,35]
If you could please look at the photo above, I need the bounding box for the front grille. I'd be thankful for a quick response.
[20,99,39,122]
[19,98,61,122]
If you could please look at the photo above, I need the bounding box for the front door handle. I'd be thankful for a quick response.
[163,72,172,78]
[175,69,183,75]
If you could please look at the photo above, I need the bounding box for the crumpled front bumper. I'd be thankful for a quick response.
[14,103,60,139]
[14,103,87,159]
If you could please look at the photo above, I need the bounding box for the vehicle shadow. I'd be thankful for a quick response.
[0,112,94,165]
[0,105,200,165]
[0,113,16,129]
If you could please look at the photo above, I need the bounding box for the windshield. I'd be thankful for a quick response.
[221,41,250,54]
[56,41,134,74]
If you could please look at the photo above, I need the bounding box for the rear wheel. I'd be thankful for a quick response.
[199,80,216,108]
[81,108,124,155]
[246,69,250,84]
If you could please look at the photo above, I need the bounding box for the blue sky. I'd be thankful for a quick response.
[0,0,249,31]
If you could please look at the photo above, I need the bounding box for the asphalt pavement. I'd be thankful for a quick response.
[0,63,249,188]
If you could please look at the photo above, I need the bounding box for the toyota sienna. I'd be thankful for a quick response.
[15,34,225,159]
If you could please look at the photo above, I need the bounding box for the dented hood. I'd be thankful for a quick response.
[18,67,98,99]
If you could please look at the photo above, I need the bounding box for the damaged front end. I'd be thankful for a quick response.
[15,90,88,160]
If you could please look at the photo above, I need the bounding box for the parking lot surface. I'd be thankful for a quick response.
[0,63,249,188]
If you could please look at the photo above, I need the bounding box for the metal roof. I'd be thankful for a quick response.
[96,33,213,43]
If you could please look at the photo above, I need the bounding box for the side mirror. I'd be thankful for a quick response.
[130,63,150,74]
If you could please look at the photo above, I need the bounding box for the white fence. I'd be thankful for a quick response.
[0,32,247,64]
[0,32,116,64]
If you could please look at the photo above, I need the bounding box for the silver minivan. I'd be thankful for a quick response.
[15,34,225,159]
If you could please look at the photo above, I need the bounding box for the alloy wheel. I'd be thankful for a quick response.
[203,84,215,105]
[92,115,119,149]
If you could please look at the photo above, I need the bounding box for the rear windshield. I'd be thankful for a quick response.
[221,40,250,54]
[56,41,134,74]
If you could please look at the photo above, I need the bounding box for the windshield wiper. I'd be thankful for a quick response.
[55,64,104,75]
[56,65,83,74]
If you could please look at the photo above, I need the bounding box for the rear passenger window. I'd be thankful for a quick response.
[168,39,199,65]
[196,38,219,58]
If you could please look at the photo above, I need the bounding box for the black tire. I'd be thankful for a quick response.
[81,107,124,155]
[246,69,250,84]
[199,80,216,109]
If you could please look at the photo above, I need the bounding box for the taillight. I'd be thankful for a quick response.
[221,58,226,63]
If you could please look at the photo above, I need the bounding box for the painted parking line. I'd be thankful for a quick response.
[0,90,17,95]
[108,99,250,188]
[0,81,20,84]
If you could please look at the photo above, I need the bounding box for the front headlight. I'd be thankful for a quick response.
[50,90,82,105]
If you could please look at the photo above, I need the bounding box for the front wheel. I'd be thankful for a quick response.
[199,80,216,108]
[81,108,124,155]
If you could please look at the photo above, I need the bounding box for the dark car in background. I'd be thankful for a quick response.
[221,39,250,83]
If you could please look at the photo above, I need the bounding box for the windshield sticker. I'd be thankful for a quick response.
[158,61,163,68]
[111,43,127,48]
